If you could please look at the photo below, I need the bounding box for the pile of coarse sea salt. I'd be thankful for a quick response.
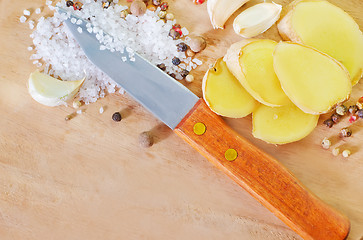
[23,0,202,104]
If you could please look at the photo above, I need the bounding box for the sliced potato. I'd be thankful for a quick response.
[253,103,319,144]
[278,0,363,85]
[273,42,351,115]
[202,58,259,118]
[224,39,290,107]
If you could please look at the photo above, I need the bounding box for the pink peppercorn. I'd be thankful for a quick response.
[160,2,169,11]
[349,115,358,123]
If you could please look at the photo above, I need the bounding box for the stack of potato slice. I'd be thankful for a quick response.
[202,0,363,144]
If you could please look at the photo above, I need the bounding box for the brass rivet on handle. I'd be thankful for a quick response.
[193,122,206,135]
[225,149,237,161]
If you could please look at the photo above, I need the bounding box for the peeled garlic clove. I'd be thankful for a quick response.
[28,70,85,107]
[233,2,282,38]
[207,0,250,29]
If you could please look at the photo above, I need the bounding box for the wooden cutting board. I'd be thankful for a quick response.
[1,0,363,239]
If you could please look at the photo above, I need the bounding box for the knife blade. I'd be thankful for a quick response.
[59,9,350,240]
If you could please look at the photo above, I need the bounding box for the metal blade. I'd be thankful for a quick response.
[59,9,199,129]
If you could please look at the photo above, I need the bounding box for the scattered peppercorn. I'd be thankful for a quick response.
[152,0,161,5]
[169,73,176,78]
[165,13,174,20]
[172,57,181,66]
[323,119,334,128]
[185,74,194,83]
[357,109,363,118]
[73,1,83,10]
[158,10,167,19]
[342,149,351,158]
[172,24,181,29]
[189,36,207,53]
[176,42,188,52]
[340,127,352,138]
[331,113,341,123]
[349,115,358,123]
[160,2,169,10]
[321,137,331,150]
[332,147,340,156]
[157,63,166,71]
[130,0,147,16]
[348,105,359,114]
[193,0,205,4]
[139,131,154,148]
[180,69,189,78]
[169,29,180,40]
[66,0,74,7]
[112,112,122,122]
[336,104,348,116]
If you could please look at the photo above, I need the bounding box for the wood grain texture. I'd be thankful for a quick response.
[175,99,350,240]
[1,0,363,239]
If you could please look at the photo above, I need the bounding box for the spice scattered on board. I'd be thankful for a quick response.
[139,131,154,148]
[112,112,122,122]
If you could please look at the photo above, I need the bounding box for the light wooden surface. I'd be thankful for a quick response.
[0,0,363,239]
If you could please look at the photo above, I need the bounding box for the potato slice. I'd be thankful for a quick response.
[278,0,363,85]
[253,103,319,144]
[202,58,259,118]
[273,42,351,115]
[224,39,290,107]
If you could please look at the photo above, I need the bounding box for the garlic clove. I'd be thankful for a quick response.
[28,70,85,107]
[207,0,250,29]
[233,2,282,38]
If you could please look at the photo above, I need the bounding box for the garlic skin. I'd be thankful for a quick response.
[233,2,282,38]
[207,0,250,29]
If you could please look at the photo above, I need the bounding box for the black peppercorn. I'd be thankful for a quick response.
[169,73,176,78]
[172,57,181,66]
[66,0,74,7]
[331,113,341,123]
[180,69,189,78]
[340,127,352,138]
[348,105,359,114]
[323,119,334,128]
[169,29,180,40]
[157,63,166,71]
[357,109,363,118]
[112,112,122,122]
[176,42,188,52]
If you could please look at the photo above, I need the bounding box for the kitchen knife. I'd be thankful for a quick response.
[59,9,350,240]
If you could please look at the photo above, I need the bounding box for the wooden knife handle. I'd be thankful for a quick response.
[174,99,350,240]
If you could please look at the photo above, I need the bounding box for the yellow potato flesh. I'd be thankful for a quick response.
[253,103,319,144]
[240,40,290,106]
[203,58,258,118]
[291,0,363,85]
[273,42,351,114]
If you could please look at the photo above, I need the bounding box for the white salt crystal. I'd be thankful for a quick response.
[130,57,135,62]
[99,106,104,114]
[23,9,31,16]
[33,60,39,65]
[77,110,82,115]
[35,8,41,14]
[71,18,77,24]
[29,20,35,29]
[77,27,83,33]
[121,56,127,62]
[181,27,189,36]
[19,16,27,23]
[87,28,93,33]
[193,58,203,65]
[27,46,33,51]
[99,45,106,50]
[37,62,42,67]
[46,0,52,6]
[76,19,83,25]
[179,63,186,69]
